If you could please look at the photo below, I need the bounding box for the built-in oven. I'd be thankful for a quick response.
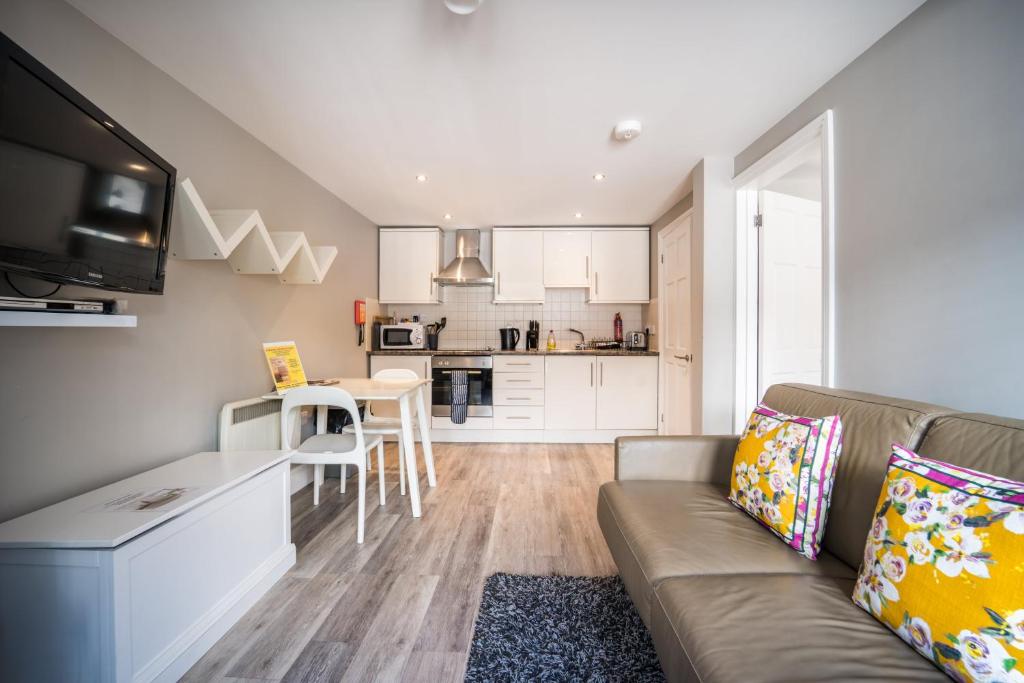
[379,323,425,350]
[431,355,493,417]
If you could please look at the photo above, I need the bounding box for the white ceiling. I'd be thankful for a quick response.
[70,0,922,228]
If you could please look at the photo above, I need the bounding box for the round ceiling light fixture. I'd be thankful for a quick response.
[613,120,642,141]
[574,212,584,219]
[415,174,428,183]
[593,172,607,181]
[443,213,453,220]
[444,0,483,15]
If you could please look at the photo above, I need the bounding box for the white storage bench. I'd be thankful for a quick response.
[0,450,295,682]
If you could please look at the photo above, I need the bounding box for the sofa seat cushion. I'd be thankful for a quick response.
[597,480,855,625]
[651,574,947,683]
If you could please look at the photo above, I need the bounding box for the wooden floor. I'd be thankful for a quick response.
[183,442,617,682]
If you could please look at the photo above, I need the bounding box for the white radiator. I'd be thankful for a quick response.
[218,397,311,494]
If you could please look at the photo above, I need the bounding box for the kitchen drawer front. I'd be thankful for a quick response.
[493,388,545,407]
[493,372,544,389]
[493,406,545,430]
[493,356,544,373]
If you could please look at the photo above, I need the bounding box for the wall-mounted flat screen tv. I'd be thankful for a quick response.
[0,31,175,294]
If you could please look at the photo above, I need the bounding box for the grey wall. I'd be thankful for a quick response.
[0,0,379,522]
[648,192,694,298]
[735,0,1024,418]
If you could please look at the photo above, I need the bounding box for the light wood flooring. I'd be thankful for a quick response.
[183,442,617,682]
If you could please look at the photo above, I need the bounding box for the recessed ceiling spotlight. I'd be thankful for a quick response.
[415,174,428,183]
[443,213,453,220]
[444,0,483,15]
[613,120,642,141]
[574,212,584,219]
[593,173,607,181]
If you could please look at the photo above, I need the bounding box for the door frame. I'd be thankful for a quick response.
[732,110,836,431]
[657,208,696,435]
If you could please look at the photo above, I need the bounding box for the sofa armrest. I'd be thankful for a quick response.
[614,435,740,483]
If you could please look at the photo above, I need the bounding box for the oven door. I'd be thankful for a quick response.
[431,357,493,417]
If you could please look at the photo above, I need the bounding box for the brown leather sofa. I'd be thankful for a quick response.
[598,383,1024,682]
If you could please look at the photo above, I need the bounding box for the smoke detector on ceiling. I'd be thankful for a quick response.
[444,0,484,15]
[613,120,643,141]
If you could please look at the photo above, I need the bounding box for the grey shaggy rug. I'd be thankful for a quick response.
[464,574,665,682]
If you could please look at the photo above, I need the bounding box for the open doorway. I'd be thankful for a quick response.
[733,111,835,430]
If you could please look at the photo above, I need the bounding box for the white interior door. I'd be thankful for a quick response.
[659,214,694,435]
[758,190,823,394]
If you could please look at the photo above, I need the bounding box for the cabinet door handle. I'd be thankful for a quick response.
[594,271,599,297]
[590,362,594,387]
[507,416,531,420]
[585,255,590,278]
[506,378,531,383]
[507,397,530,401]
[600,361,604,386]
[429,272,435,295]
[507,362,531,366]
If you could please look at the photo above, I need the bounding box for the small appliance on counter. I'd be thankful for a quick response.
[379,322,425,350]
[525,320,540,350]
[499,326,520,351]
[625,330,648,351]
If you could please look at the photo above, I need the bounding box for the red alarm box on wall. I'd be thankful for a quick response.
[354,299,366,346]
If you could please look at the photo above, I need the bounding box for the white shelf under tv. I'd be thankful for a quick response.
[0,311,137,327]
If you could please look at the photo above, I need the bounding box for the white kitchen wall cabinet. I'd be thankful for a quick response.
[595,356,659,429]
[589,229,650,303]
[543,230,591,287]
[378,228,442,304]
[492,229,545,303]
[544,356,597,430]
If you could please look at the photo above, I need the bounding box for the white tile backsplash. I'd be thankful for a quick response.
[387,288,642,350]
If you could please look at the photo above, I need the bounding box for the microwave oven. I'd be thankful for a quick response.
[379,323,425,350]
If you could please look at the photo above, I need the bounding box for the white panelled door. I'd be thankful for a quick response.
[758,190,823,393]
[658,214,694,435]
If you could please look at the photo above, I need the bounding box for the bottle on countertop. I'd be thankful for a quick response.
[547,329,556,351]
[614,312,623,344]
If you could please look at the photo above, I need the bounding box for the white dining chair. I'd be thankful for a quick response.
[281,386,382,543]
[342,368,418,505]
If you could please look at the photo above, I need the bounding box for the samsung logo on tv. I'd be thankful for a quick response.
[88,272,103,279]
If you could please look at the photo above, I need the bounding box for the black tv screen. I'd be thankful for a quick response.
[0,32,175,294]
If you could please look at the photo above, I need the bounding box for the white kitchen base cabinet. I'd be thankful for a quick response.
[595,356,659,429]
[0,451,294,683]
[544,356,597,430]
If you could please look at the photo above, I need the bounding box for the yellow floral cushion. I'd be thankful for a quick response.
[853,444,1024,682]
[728,404,843,560]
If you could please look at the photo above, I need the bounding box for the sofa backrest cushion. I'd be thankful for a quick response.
[760,384,950,568]
[915,413,1024,482]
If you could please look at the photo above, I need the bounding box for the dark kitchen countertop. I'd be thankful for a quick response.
[370,348,658,357]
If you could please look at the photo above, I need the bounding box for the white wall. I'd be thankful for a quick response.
[734,0,1024,417]
[693,158,737,434]
[0,0,378,522]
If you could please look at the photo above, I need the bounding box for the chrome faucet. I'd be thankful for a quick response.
[568,328,586,349]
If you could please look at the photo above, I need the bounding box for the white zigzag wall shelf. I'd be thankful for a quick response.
[172,177,338,285]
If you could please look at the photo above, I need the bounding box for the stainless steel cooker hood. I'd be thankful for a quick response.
[433,229,494,287]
